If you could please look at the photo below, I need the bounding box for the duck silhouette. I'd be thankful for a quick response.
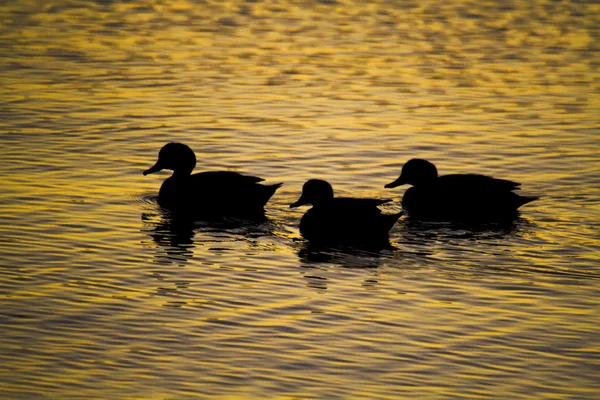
[385,159,538,222]
[290,179,402,244]
[144,143,282,217]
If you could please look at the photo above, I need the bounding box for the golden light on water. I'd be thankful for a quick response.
[0,0,599,398]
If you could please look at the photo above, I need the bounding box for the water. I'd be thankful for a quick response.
[1,1,599,398]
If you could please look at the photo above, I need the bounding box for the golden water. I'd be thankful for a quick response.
[1,1,599,398]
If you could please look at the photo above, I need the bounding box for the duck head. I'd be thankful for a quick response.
[143,142,197,177]
[385,158,438,188]
[290,179,334,208]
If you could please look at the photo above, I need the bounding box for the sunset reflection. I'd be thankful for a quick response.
[0,0,598,399]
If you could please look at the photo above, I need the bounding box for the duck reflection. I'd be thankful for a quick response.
[141,208,274,264]
[302,272,328,291]
[395,218,526,244]
[296,241,395,292]
[302,273,385,292]
[142,211,196,264]
[297,240,395,267]
[388,217,537,263]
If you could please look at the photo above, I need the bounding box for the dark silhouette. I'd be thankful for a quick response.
[290,179,402,244]
[385,159,538,223]
[144,143,282,218]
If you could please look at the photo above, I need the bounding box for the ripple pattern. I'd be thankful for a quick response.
[0,1,599,399]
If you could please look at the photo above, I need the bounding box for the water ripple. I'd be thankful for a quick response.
[0,1,599,399]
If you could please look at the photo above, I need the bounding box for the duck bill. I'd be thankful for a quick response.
[290,195,309,208]
[384,176,406,189]
[143,161,163,176]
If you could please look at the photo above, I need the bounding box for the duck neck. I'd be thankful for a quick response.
[172,168,193,178]
[414,176,437,187]
[313,198,334,208]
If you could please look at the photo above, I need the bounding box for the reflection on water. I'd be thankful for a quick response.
[398,218,524,243]
[142,211,196,263]
[142,204,276,264]
[297,241,395,267]
[1,0,599,399]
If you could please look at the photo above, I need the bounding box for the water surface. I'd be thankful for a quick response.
[1,1,599,399]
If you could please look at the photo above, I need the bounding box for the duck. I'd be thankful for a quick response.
[384,158,538,222]
[143,142,282,217]
[290,179,402,243]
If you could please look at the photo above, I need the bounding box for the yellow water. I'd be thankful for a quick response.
[1,1,599,399]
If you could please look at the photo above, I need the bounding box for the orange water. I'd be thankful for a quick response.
[1,1,599,399]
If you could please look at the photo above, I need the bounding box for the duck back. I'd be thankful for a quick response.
[438,174,520,193]
[402,174,537,222]
[159,171,281,217]
[299,198,401,244]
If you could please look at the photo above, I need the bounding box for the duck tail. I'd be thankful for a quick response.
[259,182,283,206]
[517,195,538,208]
[268,182,284,194]
[385,211,403,231]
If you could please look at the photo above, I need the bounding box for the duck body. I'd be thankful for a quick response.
[157,171,281,216]
[144,143,281,217]
[291,180,401,244]
[385,159,538,223]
